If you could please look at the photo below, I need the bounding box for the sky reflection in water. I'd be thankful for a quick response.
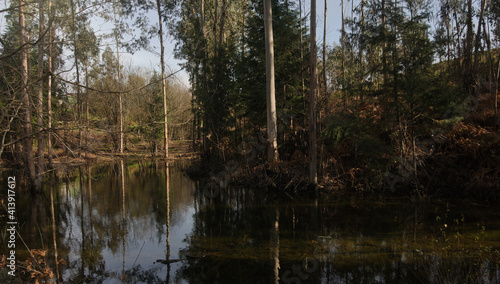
[11,161,500,283]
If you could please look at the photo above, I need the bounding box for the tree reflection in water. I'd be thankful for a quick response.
[8,161,500,283]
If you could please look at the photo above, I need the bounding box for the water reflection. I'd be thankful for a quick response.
[165,161,171,283]
[49,173,60,283]
[6,161,500,283]
[51,161,195,283]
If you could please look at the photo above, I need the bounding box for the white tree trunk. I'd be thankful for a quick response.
[264,0,278,162]
[157,0,169,159]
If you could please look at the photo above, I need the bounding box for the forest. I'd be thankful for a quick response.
[2,0,500,283]
[1,0,500,200]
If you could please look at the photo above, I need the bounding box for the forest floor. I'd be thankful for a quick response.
[0,138,198,174]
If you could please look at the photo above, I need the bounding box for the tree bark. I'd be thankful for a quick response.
[36,0,45,186]
[264,0,278,162]
[300,0,305,125]
[113,0,124,154]
[496,56,499,127]
[157,0,169,159]
[341,0,346,106]
[323,0,327,99]
[20,0,36,188]
[70,0,82,157]
[309,0,318,185]
[47,0,53,168]
[359,0,365,99]
[218,0,226,51]
[464,0,474,92]
[473,0,487,78]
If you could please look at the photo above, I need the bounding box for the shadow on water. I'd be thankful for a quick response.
[1,160,500,283]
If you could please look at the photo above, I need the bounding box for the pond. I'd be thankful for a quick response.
[2,160,500,283]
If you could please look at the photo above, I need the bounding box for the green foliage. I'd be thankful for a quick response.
[172,0,308,156]
[236,0,306,130]
[324,108,392,167]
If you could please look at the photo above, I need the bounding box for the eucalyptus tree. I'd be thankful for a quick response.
[113,0,125,154]
[19,0,36,185]
[264,0,278,162]
[47,0,54,167]
[236,0,306,151]
[310,0,317,185]
[487,0,500,124]
[157,0,169,158]
[322,0,327,99]
[36,0,46,184]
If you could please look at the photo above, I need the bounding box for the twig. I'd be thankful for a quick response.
[131,241,146,269]
[16,230,40,266]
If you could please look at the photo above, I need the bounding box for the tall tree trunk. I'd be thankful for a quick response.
[360,0,365,91]
[473,0,487,78]
[496,56,499,126]
[445,0,451,71]
[218,0,226,51]
[85,58,90,157]
[264,0,278,162]
[453,8,462,71]
[47,0,53,168]
[300,0,305,125]
[113,0,124,154]
[242,1,246,58]
[309,0,318,185]
[380,0,389,109]
[157,0,169,158]
[341,0,346,106]
[200,0,207,152]
[70,0,82,157]
[464,0,474,92]
[483,18,497,126]
[323,0,327,99]
[36,0,45,186]
[20,0,36,187]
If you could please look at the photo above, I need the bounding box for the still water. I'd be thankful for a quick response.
[4,160,500,283]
